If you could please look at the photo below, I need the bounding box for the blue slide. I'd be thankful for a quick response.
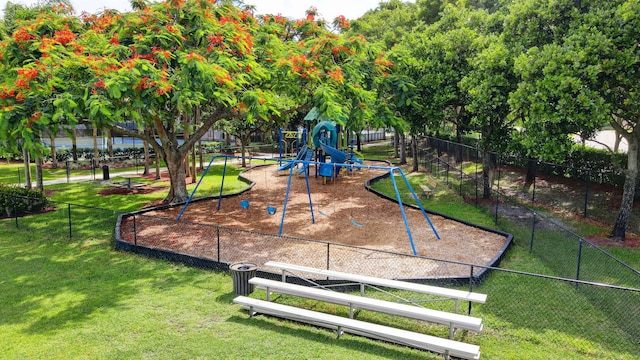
[278,145,308,171]
[319,142,347,178]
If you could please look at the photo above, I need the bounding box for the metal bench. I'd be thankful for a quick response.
[234,296,481,360]
[264,261,487,312]
[249,277,483,339]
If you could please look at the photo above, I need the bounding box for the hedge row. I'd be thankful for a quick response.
[426,134,628,187]
[0,185,48,217]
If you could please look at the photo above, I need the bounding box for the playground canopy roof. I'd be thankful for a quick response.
[304,107,332,122]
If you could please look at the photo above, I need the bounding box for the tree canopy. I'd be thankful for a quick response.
[0,0,393,203]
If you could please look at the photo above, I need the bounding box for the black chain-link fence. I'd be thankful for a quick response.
[2,188,639,355]
[416,137,640,349]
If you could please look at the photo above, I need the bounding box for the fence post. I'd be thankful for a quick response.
[68,203,72,239]
[468,265,474,315]
[13,197,18,229]
[529,212,537,252]
[576,237,583,289]
[66,160,70,183]
[459,165,463,196]
[475,157,479,207]
[494,156,501,225]
[446,163,450,185]
[133,215,137,245]
[217,226,221,262]
[326,243,330,270]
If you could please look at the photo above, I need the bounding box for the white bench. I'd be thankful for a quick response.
[264,261,487,313]
[419,184,433,199]
[234,296,481,360]
[249,277,483,339]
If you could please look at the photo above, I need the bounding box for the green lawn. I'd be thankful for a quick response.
[1,156,639,359]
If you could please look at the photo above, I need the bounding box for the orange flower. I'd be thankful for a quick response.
[328,68,344,84]
[53,25,76,45]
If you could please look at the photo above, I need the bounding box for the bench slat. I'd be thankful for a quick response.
[250,277,482,332]
[234,296,480,360]
[264,261,487,304]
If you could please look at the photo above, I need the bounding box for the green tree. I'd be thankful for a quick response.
[508,0,639,240]
[460,34,517,198]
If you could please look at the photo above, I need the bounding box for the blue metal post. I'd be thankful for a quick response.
[176,154,225,221]
[278,165,295,236]
[304,167,316,224]
[216,157,228,210]
[389,169,418,256]
[397,170,441,240]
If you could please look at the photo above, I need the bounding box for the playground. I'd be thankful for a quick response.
[117,117,508,278]
[120,160,507,276]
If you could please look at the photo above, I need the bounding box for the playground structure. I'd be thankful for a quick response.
[278,117,362,180]
[176,158,441,256]
[176,110,441,256]
[278,128,307,159]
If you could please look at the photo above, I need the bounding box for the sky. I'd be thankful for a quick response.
[0,0,384,21]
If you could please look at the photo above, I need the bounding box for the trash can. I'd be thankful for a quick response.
[102,165,110,180]
[230,262,257,295]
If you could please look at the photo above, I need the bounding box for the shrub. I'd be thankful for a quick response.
[0,185,49,217]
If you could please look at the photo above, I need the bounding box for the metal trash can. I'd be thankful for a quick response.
[102,165,110,180]
[230,262,257,295]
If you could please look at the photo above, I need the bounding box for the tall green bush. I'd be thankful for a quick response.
[0,185,48,217]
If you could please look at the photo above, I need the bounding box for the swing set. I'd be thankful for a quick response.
[175,154,441,256]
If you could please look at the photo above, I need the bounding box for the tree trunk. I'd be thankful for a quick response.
[393,131,399,158]
[399,133,407,165]
[71,127,78,162]
[107,129,113,158]
[92,126,99,168]
[524,158,537,190]
[482,147,493,199]
[164,149,189,204]
[411,135,419,172]
[198,140,203,170]
[143,136,150,176]
[455,126,463,163]
[611,136,638,241]
[240,131,251,167]
[155,155,161,180]
[191,144,197,184]
[35,155,44,192]
[23,147,31,189]
[184,115,191,178]
[50,133,58,169]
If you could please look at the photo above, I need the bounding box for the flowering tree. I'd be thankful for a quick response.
[0,2,82,190]
[0,0,391,203]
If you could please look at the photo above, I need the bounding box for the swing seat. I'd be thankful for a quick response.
[266,206,276,215]
[240,200,250,209]
[351,219,363,227]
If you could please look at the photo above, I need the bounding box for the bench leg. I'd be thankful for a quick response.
[337,326,344,339]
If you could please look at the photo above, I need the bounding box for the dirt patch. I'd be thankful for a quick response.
[119,162,509,278]
[584,233,640,249]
